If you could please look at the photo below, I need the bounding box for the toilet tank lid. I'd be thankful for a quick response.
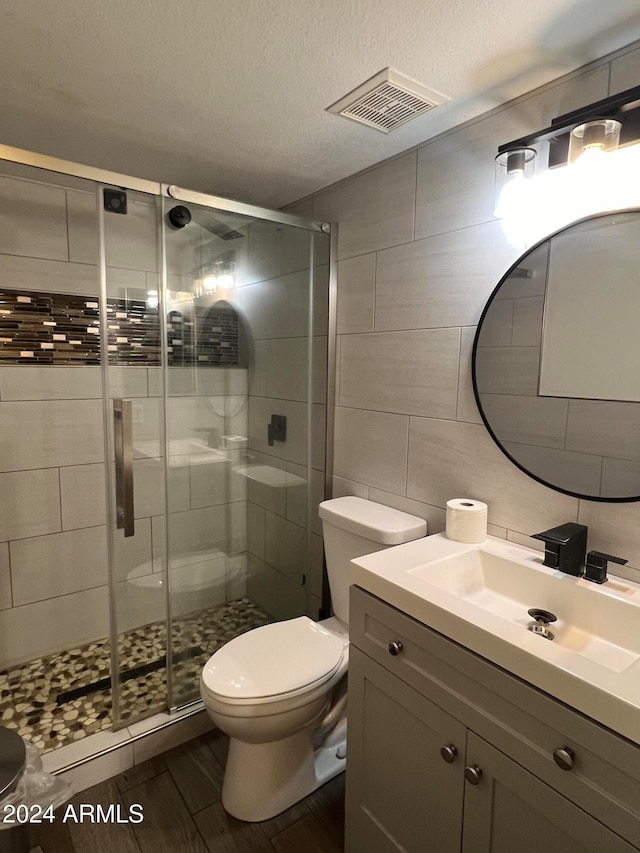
[319,497,426,545]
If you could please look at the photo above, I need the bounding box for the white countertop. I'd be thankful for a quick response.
[350,533,640,745]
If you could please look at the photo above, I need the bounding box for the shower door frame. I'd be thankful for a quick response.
[0,144,336,724]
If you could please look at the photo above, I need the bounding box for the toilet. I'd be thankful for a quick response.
[200,496,427,821]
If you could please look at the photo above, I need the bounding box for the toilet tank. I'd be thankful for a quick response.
[318,497,427,626]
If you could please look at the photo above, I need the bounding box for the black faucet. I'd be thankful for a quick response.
[531,523,588,577]
[584,550,628,584]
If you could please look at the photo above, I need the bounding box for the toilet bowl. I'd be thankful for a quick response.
[201,615,348,822]
[200,496,427,821]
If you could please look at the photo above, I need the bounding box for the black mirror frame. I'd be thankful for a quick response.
[472,208,640,504]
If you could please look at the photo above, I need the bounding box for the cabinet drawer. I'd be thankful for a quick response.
[350,585,640,850]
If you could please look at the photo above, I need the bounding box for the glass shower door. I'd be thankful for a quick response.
[161,194,324,709]
[100,186,169,728]
[103,183,330,721]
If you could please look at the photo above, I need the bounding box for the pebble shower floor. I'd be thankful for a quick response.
[0,599,270,754]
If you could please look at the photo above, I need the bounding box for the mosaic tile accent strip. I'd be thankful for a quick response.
[106,297,161,364]
[0,599,270,754]
[0,289,241,366]
[0,289,101,364]
[168,303,240,365]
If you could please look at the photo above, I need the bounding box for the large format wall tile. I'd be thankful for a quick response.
[167,502,247,560]
[406,418,578,533]
[67,189,98,265]
[415,126,495,239]
[456,327,482,424]
[473,346,540,395]
[104,198,158,273]
[0,366,102,400]
[375,222,520,331]
[0,585,109,670]
[10,526,108,606]
[60,463,107,530]
[0,254,97,295]
[0,399,104,471]
[190,460,247,509]
[123,457,190,519]
[243,218,312,283]
[479,394,568,448]
[312,152,417,260]
[0,544,10,610]
[265,512,307,581]
[578,500,640,574]
[334,407,409,494]
[247,501,266,559]
[503,442,603,498]
[601,457,640,500]
[339,329,459,418]
[336,254,376,334]
[111,518,154,582]
[266,337,309,402]
[248,396,308,465]
[368,487,446,535]
[610,45,640,95]
[0,176,68,260]
[0,469,61,541]
[234,269,311,340]
[246,555,305,621]
[566,400,640,462]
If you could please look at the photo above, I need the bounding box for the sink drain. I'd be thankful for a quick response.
[527,608,557,640]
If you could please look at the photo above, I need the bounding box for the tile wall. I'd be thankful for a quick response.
[0,167,251,670]
[225,220,329,621]
[289,39,640,582]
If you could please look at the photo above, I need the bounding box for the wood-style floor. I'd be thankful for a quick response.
[30,730,345,853]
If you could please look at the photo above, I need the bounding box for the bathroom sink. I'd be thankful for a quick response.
[410,548,640,671]
[350,533,640,744]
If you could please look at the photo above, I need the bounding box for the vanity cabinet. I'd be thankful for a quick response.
[346,586,640,853]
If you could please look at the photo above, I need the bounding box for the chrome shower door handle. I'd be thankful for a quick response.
[114,399,135,537]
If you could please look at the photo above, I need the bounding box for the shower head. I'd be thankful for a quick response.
[167,205,192,229]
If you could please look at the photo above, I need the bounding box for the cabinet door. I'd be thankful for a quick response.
[346,647,466,853]
[462,733,637,853]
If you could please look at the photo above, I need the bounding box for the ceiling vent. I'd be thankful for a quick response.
[327,67,449,133]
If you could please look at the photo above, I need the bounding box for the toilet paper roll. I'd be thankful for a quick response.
[445,498,488,544]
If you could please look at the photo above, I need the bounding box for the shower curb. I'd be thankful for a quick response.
[43,701,214,795]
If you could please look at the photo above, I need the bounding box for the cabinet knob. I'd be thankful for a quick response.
[553,747,575,771]
[388,640,403,656]
[464,765,482,785]
[440,744,457,763]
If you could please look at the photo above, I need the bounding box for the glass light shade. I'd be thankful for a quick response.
[569,119,621,163]
[216,272,234,289]
[202,274,218,292]
[494,147,536,217]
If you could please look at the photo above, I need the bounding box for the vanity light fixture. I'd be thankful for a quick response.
[568,118,622,164]
[496,83,640,174]
[493,146,536,218]
[494,83,640,240]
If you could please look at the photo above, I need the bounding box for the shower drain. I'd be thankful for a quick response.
[55,645,205,705]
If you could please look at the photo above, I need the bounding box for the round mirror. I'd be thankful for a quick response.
[473,209,640,502]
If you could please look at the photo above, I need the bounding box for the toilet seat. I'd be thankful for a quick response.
[201,617,347,706]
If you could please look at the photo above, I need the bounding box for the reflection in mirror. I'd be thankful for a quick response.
[473,209,640,502]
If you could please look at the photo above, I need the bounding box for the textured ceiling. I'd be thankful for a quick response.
[0,0,639,207]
